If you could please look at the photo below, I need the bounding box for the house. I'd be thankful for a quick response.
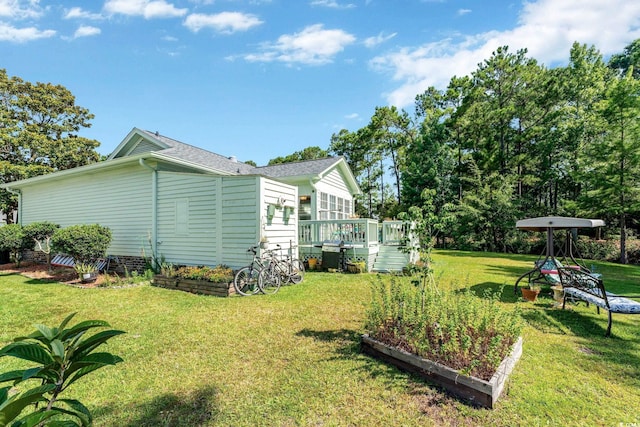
[1,128,361,271]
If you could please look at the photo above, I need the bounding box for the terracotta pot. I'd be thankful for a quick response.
[521,287,540,302]
[307,258,317,270]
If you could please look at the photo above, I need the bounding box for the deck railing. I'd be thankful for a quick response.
[299,219,413,247]
[299,219,379,247]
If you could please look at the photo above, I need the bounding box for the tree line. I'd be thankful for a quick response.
[327,40,640,263]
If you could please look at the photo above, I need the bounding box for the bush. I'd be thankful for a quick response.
[22,221,60,247]
[173,265,234,283]
[51,224,112,263]
[575,236,618,261]
[0,224,29,266]
[365,276,523,380]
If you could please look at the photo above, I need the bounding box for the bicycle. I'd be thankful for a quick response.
[234,246,268,296]
[261,244,305,286]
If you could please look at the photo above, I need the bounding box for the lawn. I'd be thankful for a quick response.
[1,250,639,426]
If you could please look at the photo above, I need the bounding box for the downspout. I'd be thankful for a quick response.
[139,159,158,259]
[6,188,21,225]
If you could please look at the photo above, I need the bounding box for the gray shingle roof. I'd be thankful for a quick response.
[141,129,343,179]
[140,130,255,175]
[252,157,343,178]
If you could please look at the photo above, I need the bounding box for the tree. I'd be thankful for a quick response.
[609,39,640,79]
[267,146,328,165]
[330,127,383,218]
[0,69,101,221]
[582,69,640,263]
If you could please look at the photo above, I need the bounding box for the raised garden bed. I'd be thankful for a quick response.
[153,275,235,297]
[361,334,523,408]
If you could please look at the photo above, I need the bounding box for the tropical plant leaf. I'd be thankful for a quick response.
[57,313,77,334]
[0,384,54,426]
[0,370,25,385]
[34,324,54,341]
[11,409,58,427]
[72,330,125,359]
[64,354,124,390]
[57,399,91,425]
[20,367,44,383]
[48,405,90,427]
[50,340,65,361]
[0,342,54,365]
[60,320,110,341]
[0,386,8,403]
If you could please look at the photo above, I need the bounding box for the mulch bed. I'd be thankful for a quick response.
[0,262,107,287]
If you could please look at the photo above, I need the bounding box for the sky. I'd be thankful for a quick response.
[2,0,640,166]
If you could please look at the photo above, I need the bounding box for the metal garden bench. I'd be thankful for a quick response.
[50,254,111,272]
[557,267,640,337]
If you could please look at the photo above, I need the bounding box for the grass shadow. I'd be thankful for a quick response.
[93,385,219,427]
[296,328,361,357]
[466,281,520,303]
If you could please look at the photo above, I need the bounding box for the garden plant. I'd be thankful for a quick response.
[0,313,124,426]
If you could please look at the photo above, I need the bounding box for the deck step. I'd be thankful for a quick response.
[372,245,409,273]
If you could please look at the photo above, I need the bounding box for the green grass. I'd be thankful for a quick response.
[1,250,640,426]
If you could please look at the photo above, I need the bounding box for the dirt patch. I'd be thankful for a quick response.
[0,262,108,287]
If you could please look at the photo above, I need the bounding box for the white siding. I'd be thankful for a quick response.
[20,164,152,256]
[314,167,354,220]
[156,172,218,265]
[260,177,299,257]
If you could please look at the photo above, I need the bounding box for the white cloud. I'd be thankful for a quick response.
[244,23,356,65]
[0,0,43,19]
[74,25,101,38]
[184,12,263,33]
[104,0,188,19]
[64,7,104,20]
[371,0,640,108]
[310,0,356,9]
[0,22,55,42]
[457,8,471,16]
[364,31,396,48]
[345,113,359,119]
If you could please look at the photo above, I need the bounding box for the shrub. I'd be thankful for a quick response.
[51,224,112,264]
[365,276,523,380]
[23,221,60,267]
[575,236,618,261]
[174,265,234,283]
[0,313,124,426]
[0,224,29,266]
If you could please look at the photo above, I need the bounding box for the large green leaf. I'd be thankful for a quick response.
[60,320,110,341]
[34,324,54,341]
[72,330,125,360]
[57,399,91,426]
[0,384,54,426]
[57,313,77,333]
[10,410,58,427]
[0,371,24,385]
[50,340,65,361]
[0,342,54,366]
[64,353,124,390]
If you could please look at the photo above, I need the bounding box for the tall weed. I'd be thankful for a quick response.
[365,276,523,380]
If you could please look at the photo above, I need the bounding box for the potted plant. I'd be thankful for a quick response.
[74,262,97,283]
[259,236,269,250]
[521,283,541,301]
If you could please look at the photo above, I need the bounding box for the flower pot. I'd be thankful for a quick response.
[307,258,317,270]
[260,241,269,250]
[521,287,540,302]
[81,272,97,283]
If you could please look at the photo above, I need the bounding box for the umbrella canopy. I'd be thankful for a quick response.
[516,216,605,232]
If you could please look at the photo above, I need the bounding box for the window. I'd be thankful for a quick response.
[299,195,311,220]
[318,192,352,220]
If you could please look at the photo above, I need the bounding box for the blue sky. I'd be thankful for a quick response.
[2,0,640,165]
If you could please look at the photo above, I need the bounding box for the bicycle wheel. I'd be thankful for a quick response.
[258,265,281,294]
[234,266,261,296]
[289,259,305,284]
